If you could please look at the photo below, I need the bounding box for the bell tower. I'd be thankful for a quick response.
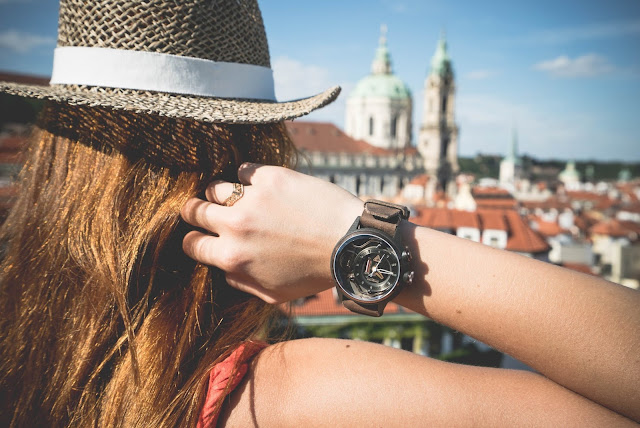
[418,33,459,194]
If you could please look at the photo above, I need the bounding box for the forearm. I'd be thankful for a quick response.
[395,222,640,421]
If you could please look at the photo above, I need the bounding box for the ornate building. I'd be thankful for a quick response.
[345,25,412,150]
[417,34,459,195]
[290,30,463,203]
[287,121,422,199]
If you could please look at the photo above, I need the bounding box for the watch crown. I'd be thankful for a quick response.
[402,247,412,263]
[403,271,415,284]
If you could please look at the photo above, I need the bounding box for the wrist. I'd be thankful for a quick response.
[330,200,413,317]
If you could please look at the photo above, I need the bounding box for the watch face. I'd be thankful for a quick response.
[333,232,401,302]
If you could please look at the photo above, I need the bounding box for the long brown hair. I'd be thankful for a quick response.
[0,102,295,427]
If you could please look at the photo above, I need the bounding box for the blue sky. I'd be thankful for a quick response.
[1,0,639,161]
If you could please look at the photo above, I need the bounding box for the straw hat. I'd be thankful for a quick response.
[0,0,340,124]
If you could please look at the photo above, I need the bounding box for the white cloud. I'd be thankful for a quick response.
[0,30,54,53]
[465,69,498,80]
[533,54,614,78]
[272,56,352,125]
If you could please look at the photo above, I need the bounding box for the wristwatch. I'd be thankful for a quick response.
[331,200,414,317]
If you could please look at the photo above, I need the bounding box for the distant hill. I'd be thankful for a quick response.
[459,154,639,182]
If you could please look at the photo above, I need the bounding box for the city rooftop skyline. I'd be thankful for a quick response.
[0,0,639,162]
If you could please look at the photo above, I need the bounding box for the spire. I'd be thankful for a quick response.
[429,31,453,77]
[509,128,518,157]
[371,24,392,75]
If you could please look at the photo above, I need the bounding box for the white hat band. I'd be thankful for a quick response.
[50,46,276,101]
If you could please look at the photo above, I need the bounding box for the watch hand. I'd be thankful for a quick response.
[374,254,386,270]
[376,268,395,275]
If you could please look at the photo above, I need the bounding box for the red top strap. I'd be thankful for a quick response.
[197,341,268,428]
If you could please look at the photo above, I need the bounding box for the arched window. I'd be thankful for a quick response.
[390,115,397,138]
[369,116,374,136]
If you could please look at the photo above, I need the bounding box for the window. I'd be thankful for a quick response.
[390,116,397,138]
[369,116,374,136]
[442,95,448,114]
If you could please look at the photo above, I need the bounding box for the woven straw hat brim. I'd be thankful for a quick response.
[0,82,341,124]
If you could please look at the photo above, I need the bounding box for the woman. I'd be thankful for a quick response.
[181,164,640,426]
[0,0,339,426]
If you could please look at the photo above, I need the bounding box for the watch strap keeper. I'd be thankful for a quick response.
[360,200,409,236]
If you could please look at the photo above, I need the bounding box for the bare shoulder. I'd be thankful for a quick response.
[219,338,634,427]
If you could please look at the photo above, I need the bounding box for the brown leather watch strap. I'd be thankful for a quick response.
[342,299,384,317]
[360,200,409,236]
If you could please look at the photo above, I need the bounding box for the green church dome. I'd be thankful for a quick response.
[348,25,411,100]
[559,161,580,181]
[350,73,411,100]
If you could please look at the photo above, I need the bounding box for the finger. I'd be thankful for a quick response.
[182,230,226,267]
[237,162,265,185]
[181,198,224,233]
[205,180,235,205]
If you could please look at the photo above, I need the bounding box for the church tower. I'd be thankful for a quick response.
[345,25,412,149]
[418,34,459,194]
[499,128,522,190]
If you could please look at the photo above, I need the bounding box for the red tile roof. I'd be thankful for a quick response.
[618,220,640,235]
[286,121,384,154]
[531,217,565,237]
[475,198,518,210]
[562,263,596,276]
[471,187,517,209]
[590,219,638,239]
[566,191,606,201]
[0,136,27,163]
[0,136,28,150]
[411,206,549,254]
[0,71,49,86]
[452,210,479,229]
[285,121,418,156]
[521,198,572,212]
[619,202,640,214]
[288,289,407,317]
[412,207,454,230]
[503,210,549,253]
[478,210,507,231]
[409,174,429,186]
[472,187,513,197]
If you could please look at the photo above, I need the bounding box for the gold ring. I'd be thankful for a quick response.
[222,182,244,207]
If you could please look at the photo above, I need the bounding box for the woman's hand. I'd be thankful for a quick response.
[180,163,363,304]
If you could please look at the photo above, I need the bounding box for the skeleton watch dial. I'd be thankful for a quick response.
[333,233,401,302]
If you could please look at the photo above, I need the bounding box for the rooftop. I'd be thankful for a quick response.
[286,121,417,156]
[289,289,408,318]
[411,206,549,254]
